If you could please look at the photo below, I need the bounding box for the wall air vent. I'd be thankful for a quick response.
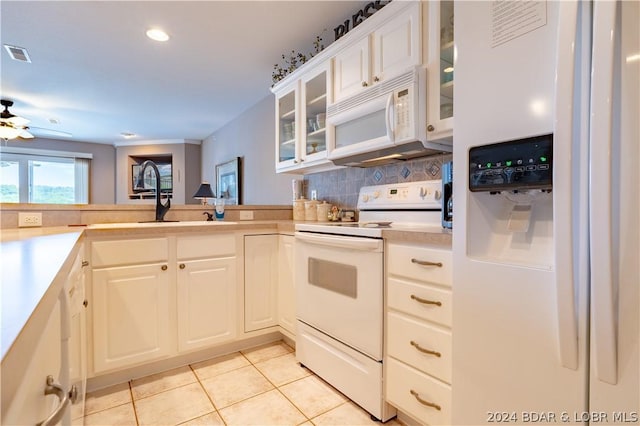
[3,44,31,63]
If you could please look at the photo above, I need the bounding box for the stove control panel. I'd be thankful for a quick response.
[358,180,442,210]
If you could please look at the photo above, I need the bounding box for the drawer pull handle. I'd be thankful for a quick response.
[411,294,442,306]
[81,260,89,267]
[36,375,70,426]
[411,258,443,267]
[410,389,441,411]
[410,340,441,357]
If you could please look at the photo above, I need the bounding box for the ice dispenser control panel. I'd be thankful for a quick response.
[469,134,553,192]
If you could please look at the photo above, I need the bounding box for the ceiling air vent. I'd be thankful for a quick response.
[3,44,31,63]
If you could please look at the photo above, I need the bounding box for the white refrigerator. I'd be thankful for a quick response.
[453,0,638,424]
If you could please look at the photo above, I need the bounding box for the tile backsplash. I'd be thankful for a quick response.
[303,153,452,211]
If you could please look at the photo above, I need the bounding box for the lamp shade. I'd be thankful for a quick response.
[193,182,215,200]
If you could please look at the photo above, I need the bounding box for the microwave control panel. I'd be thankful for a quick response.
[395,88,411,140]
[469,134,553,192]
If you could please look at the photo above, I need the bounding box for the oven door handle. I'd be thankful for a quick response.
[295,232,383,252]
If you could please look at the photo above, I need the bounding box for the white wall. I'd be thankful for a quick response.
[202,94,293,205]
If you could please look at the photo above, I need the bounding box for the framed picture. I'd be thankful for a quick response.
[216,157,241,205]
[131,162,172,193]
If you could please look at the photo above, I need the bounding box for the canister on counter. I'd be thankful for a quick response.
[293,198,306,221]
[316,201,331,222]
[304,199,320,221]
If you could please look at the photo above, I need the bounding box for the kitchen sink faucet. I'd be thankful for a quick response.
[135,160,171,221]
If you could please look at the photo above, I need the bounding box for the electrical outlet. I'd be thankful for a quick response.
[311,189,318,200]
[18,212,42,227]
[239,210,254,220]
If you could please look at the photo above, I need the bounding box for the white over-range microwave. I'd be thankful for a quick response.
[326,66,451,167]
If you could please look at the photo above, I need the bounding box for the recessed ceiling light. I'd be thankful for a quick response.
[121,132,136,138]
[146,28,169,42]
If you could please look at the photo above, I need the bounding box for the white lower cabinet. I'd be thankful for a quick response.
[177,234,237,352]
[2,299,64,425]
[88,231,295,378]
[385,243,453,425]
[90,237,171,374]
[278,234,296,335]
[92,262,171,373]
[66,245,88,424]
[244,234,279,332]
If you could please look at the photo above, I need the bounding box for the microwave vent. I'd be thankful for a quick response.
[328,69,417,117]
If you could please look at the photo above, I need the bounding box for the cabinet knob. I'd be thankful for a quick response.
[83,299,88,308]
[179,263,186,269]
[373,76,380,82]
[427,124,435,132]
[69,384,79,404]
[362,81,368,87]
[161,265,168,271]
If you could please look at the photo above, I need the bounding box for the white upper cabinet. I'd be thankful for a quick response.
[333,2,422,103]
[274,62,334,174]
[333,37,371,101]
[271,1,437,174]
[426,0,454,141]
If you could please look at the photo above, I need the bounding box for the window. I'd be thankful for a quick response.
[0,148,91,204]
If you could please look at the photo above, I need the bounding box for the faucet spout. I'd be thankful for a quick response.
[136,160,171,221]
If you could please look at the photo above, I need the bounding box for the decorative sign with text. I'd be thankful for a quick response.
[334,0,392,41]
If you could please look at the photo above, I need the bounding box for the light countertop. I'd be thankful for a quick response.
[0,220,450,363]
[1,229,84,359]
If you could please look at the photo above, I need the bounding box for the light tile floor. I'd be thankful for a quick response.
[83,341,405,426]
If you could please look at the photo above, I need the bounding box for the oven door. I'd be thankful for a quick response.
[295,231,383,360]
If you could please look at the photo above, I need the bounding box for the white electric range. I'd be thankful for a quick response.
[294,180,443,422]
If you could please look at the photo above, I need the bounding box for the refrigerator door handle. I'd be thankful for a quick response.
[589,0,618,385]
[553,0,580,371]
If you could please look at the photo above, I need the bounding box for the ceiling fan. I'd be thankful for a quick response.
[0,99,34,140]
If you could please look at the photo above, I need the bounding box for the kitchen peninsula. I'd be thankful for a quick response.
[1,209,451,425]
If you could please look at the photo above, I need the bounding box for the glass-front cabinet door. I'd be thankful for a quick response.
[275,83,298,170]
[300,64,329,164]
[427,0,454,141]
[274,62,332,173]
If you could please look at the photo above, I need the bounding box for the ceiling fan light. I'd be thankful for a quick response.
[19,128,34,139]
[0,124,22,140]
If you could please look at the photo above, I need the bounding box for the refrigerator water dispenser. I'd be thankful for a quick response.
[466,135,554,267]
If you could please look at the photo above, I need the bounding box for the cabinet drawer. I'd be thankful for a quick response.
[386,357,451,426]
[177,234,235,259]
[387,244,452,287]
[387,311,451,384]
[387,277,452,327]
[91,238,168,267]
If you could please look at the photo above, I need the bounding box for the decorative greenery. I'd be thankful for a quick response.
[272,31,326,85]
